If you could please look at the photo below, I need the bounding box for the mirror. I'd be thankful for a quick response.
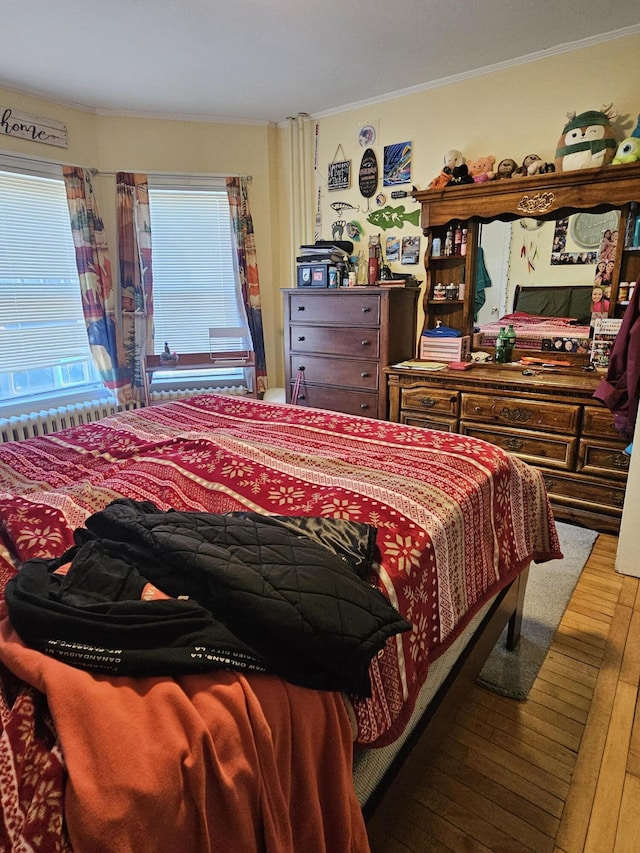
[477,210,621,325]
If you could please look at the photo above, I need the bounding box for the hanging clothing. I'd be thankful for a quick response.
[474,245,492,321]
[593,278,640,442]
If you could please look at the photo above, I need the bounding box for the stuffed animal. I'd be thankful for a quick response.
[443,149,466,170]
[429,167,453,189]
[527,157,555,175]
[450,164,474,185]
[429,150,466,189]
[612,114,640,165]
[554,104,618,172]
[495,158,517,179]
[467,155,496,183]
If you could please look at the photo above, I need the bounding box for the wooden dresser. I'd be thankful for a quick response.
[385,363,629,533]
[283,287,419,419]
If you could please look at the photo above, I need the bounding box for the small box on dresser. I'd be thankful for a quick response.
[419,335,471,362]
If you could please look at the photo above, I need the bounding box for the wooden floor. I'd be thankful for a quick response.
[366,533,640,853]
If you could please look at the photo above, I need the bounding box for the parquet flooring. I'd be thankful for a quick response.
[367,533,640,852]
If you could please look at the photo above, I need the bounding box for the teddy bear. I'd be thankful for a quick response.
[467,155,496,183]
[494,158,517,179]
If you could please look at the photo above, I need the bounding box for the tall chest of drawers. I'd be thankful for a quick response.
[385,363,629,533]
[283,287,419,419]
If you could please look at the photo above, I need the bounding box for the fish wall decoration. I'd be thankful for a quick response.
[366,204,420,231]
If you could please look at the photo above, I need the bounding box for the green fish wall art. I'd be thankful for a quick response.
[366,204,420,231]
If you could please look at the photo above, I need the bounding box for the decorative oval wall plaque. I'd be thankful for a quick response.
[359,148,378,198]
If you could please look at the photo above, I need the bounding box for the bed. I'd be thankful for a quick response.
[477,285,593,353]
[0,393,561,851]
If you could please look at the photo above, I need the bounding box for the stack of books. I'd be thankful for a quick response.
[296,242,351,264]
[377,276,420,288]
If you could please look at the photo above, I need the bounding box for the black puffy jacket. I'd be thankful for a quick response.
[5,499,410,696]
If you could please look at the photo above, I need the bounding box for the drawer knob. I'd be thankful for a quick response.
[360,371,369,378]
[297,335,305,341]
[361,306,371,313]
[474,405,482,413]
[298,394,306,401]
[419,396,437,408]
[504,438,524,450]
[359,403,369,409]
[361,340,370,347]
[297,305,305,311]
[297,365,306,371]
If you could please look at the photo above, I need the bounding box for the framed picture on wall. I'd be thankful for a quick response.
[383,141,412,186]
[386,236,400,262]
[401,235,420,264]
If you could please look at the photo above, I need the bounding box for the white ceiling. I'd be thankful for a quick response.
[2,0,640,125]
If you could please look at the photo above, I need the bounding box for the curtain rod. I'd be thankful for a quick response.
[94,169,252,182]
[0,150,251,182]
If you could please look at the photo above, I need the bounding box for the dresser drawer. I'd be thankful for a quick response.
[461,393,581,434]
[577,439,630,479]
[582,405,620,439]
[401,413,458,432]
[540,470,625,514]
[289,325,380,358]
[460,421,577,469]
[401,386,460,417]
[289,355,379,390]
[289,383,378,418]
[288,293,381,326]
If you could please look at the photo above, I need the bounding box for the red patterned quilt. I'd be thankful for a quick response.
[0,395,560,847]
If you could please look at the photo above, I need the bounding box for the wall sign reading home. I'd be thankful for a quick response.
[0,106,68,148]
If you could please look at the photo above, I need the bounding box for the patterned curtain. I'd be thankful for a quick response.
[117,172,154,405]
[226,177,267,394]
[62,166,133,405]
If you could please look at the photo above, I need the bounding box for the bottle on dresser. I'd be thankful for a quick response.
[495,327,509,364]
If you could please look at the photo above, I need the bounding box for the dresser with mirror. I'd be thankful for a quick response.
[385,163,640,532]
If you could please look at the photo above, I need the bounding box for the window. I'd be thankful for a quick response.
[147,176,250,385]
[0,158,102,412]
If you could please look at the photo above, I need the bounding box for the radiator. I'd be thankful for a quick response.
[0,388,250,445]
[149,386,249,404]
[0,399,136,445]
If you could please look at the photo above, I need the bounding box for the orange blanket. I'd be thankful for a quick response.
[0,604,369,852]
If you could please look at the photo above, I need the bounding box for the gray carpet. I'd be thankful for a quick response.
[477,521,599,700]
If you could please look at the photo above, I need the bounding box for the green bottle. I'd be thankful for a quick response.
[495,327,508,364]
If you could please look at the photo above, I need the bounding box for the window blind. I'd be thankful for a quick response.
[0,169,93,374]
[148,180,250,356]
